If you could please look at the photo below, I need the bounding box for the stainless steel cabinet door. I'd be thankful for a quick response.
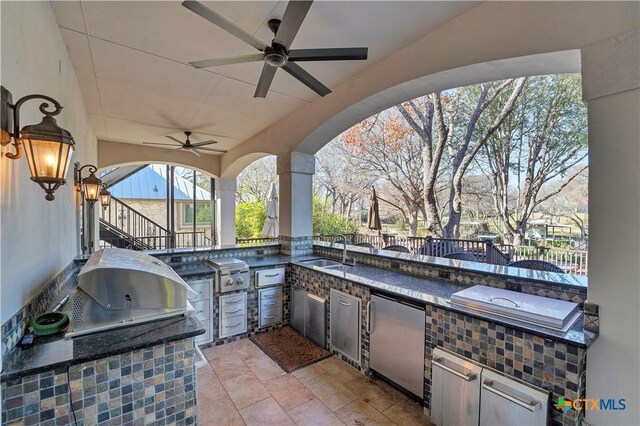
[369,294,425,398]
[330,289,361,362]
[479,369,548,426]
[291,288,306,335]
[430,348,482,426]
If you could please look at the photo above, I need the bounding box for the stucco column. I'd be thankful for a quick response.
[277,152,315,255]
[581,29,639,426]
[215,178,237,246]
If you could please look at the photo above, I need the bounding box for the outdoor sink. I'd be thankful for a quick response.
[322,264,355,272]
[299,258,343,268]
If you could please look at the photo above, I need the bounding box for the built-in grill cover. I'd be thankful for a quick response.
[68,248,196,337]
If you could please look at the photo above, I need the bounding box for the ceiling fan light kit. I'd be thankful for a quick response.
[182,0,369,98]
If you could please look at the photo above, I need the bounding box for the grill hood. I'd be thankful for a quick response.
[68,248,196,337]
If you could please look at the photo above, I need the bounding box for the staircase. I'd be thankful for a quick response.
[100,196,172,250]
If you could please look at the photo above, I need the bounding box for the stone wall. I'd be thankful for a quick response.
[1,339,197,425]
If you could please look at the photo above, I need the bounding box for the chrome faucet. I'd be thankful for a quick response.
[332,234,356,266]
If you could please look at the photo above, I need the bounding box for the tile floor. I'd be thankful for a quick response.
[196,339,432,425]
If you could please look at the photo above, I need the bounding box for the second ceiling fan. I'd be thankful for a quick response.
[142,131,227,157]
[182,0,369,98]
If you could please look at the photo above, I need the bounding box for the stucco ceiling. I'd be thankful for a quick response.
[51,1,478,155]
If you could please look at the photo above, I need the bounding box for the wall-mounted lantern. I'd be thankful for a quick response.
[74,163,101,205]
[1,86,75,201]
[99,184,111,210]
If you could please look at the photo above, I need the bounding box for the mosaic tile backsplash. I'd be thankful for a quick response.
[1,261,79,362]
[1,338,197,426]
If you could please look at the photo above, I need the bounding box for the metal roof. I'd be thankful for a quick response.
[108,164,211,200]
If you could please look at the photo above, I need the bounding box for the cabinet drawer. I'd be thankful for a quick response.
[219,314,247,338]
[255,268,285,287]
[260,306,282,327]
[187,279,212,302]
[192,299,210,321]
[260,297,281,310]
[258,287,282,301]
[220,293,247,310]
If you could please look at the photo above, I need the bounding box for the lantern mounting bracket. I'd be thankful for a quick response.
[1,86,64,160]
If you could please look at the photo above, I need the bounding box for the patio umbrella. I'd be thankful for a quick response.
[368,187,382,231]
[261,182,279,238]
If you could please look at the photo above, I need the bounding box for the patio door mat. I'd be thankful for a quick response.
[251,326,332,373]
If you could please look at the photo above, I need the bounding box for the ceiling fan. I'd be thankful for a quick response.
[182,0,369,98]
[142,131,227,157]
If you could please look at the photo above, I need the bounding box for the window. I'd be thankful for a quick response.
[184,203,211,224]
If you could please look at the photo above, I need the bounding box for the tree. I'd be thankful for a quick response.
[480,74,588,245]
[236,156,277,203]
[235,202,266,238]
[340,111,426,236]
[539,167,589,240]
[312,197,359,235]
[315,142,376,219]
[397,78,526,238]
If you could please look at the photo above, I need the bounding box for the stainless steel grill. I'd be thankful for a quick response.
[208,258,249,293]
[66,248,196,338]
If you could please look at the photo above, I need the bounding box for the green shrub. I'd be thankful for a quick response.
[236,202,266,238]
[313,198,358,235]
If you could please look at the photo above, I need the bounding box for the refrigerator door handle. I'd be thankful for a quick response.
[433,357,477,382]
[482,380,541,412]
[366,300,373,333]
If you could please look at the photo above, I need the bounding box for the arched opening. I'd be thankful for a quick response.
[86,162,219,252]
[234,155,278,243]
[314,72,589,275]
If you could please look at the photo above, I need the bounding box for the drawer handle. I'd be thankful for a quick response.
[225,308,242,314]
[225,322,242,328]
[264,315,278,319]
[264,301,278,306]
[226,298,243,304]
[263,292,277,297]
[264,273,280,277]
[432,357,477,382]
[338,299,350,306]
[482,380,541,412]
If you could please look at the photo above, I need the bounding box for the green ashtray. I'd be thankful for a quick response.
[30,312,70,336]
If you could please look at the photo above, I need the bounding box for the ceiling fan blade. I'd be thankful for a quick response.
[181,1,268,51]
[288,47,368,62]
[190,148,203,157]
[166,147,184,154]
[197,147,228,153]
[142,142,181,147]
[273,0,313,49]
[254,63,278,98]
[189,53,264,69]
[282,62,331,97]
[190,140,219,147]
[166,135,185,145]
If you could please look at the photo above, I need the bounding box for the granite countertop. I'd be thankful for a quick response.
[168,255,299,277]
[314,241,588,290]
[1,315,204,383]
[291,260,596,348]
